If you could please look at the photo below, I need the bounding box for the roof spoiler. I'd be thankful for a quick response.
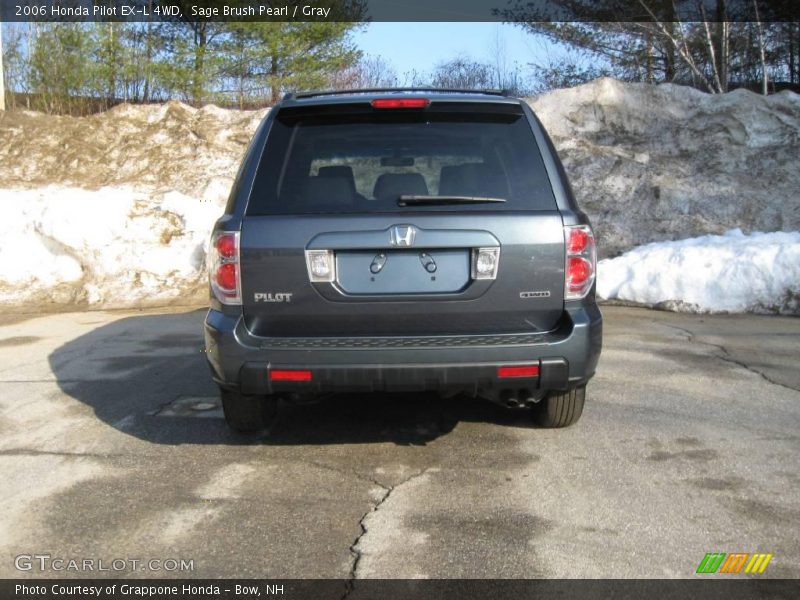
[285,87,512,101]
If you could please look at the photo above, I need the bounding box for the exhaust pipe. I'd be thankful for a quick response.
[499,389,543,409]
[520,389,542,406]
[485,388,545,409]
[500,389,519,408]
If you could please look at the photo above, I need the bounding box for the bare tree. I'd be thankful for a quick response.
[330,55,397,89]
[399,69,429,87]
[488,27,530,95]
[430,56,494,90]
[0,25,5,110]
[490,27,509,88]
[753,0,769,95]
[635,1,723,93]
[529,54,610,93]
[503,0,796,94]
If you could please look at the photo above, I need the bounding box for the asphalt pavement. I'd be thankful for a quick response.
[0,306,797,580]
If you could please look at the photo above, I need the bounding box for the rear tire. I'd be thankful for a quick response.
[535,386,585,428]
[220,388,278,432]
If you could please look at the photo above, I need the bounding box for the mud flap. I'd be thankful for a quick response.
[539,357,569,391]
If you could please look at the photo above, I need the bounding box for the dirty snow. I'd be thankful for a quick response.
[597,229,800,314]
[530,78,800,257]
[0,102,267,200]
[0,79,798,312]
[0,101,268,309]
[0,186,221,307]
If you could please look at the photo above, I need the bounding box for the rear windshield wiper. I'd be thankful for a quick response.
[397,195,507,206]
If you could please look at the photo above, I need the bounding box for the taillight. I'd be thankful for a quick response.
[371,98,430,109]
[567,228,590,254]
[208,231,241,305]
[216,234,236,258]
[216,263,237,290]
[564,225,596,299]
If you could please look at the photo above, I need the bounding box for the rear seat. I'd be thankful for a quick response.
[373,173,429,201]
[438,163,509,199]
[317,166,367,201]
[301,176,356,209]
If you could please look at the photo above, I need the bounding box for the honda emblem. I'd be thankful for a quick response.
[390,225,416,247]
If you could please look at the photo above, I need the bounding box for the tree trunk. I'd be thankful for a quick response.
[715,1,729,92]
[193,23,207,104]
[107,22,116,107]
[270,54,279,104]
[702,18,724,92]
[143,10,153,102]
[664,22,676,81]
[793,22,799,85]
[720,22,729,92]
[753,0,768,95]
[238,47,245,110]
[0,25,6,111]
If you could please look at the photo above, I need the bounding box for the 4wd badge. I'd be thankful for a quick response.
[254,292,293,303]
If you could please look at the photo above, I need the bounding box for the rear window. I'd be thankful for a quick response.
[246,102,557,215]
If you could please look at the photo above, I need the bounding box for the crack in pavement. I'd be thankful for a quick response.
[148,393,192,417]
[663,323,799,393]
[304,460,391,490]
[341,468,431,600]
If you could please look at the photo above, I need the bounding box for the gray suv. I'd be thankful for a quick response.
[204,89,602,432]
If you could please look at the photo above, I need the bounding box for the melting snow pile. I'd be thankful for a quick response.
[530,78,800,257]
[0,102,267,201]
[0,79,798,312]
[0,101,266,309]
[597,230,800,314]
[0,187,222,307]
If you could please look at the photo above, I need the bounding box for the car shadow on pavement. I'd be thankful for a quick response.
[48,309,540,446]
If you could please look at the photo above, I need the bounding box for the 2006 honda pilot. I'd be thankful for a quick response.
[204,89,602,431]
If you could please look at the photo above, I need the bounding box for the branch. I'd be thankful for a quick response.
[637,0,717,93]
[753,0,769,95]
[700,3,724,93]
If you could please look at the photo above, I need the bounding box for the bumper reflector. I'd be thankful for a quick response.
[497,365,540,378]
[270,369,313,382]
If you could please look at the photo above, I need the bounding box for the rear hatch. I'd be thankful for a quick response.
[240,97,565,337]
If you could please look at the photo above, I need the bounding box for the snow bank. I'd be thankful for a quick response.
[1,79,798,312]
[0,186,221,308]
[2,81,798,262]
[529,78,800,257]
[597,230,800,314]
[0,102,266,308]
[0,102,267,202]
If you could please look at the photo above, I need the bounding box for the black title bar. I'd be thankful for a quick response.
[1,0,799,22]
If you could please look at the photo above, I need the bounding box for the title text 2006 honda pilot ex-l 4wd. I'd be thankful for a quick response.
[204,88,602,432]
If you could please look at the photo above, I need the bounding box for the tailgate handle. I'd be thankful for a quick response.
[419,252,437,273]
[370,253,388,274]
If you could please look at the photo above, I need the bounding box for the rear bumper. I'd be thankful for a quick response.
[203,304,602,396]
